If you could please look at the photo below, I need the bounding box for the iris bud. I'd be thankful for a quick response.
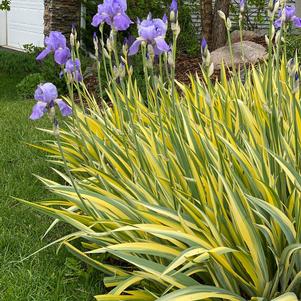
[119,63,126,78]
[170,11,176,23]
[70,33,75,48]
[265,35,270,47]
[106,38,112,52]
[218,10,226,21]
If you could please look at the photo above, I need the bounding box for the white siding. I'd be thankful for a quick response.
[6,0,44,49]
[185,0,296,37]
[0,11,7,46]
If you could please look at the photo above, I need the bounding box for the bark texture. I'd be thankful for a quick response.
[200,0,231,50]
[200,0,213,49]
[212,0,231,50]
[44,0,81,37]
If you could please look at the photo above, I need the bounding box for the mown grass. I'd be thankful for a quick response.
[0,72,101,300]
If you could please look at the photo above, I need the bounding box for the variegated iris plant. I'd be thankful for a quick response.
[22,0,300,300]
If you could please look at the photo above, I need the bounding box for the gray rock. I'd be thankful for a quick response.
[210,41,267,70]
[230,30,260,43]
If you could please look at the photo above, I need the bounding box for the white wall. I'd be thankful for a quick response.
[0,11,7,46]
[297,0,301,18]
[7,0,44,49]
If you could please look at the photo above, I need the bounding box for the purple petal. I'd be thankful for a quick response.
[153,46,163,56]
[113,13,132,31]
[128,40,142,56]
[163,14,168,23]
[92,13,106,27]
[170,0,178,14]
[153,18,168,36]
[46,31,67,50]
[36,47,51,61]
[65,58,81,73]
[274,17,282,28]
[55,99,73,117]
[284,6,296,20]
[74,70,83,82]
[201,38,207,51]
[34,83,58,103]
[240,0,245,10]
[116,0,127,11]
[54,47,71,65]
[155,37,170,53]
[292,16,301,27]
[30,102,47,120]
[139,25,156,41]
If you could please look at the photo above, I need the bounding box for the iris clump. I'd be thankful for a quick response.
[275,5,301,28]
[91,0,132,31]
[129,13,170,56]
[36,31,71,65]
[30,83,72,120]
[24,0,301,301]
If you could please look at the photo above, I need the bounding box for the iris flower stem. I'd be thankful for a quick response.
[100,26,111,86]
[112,29,120,67]
[159,55,164,82]
[164,52,170,82]
[239,18,248,85]
[293,88,300,169]
[267,18,274,105]
[141,45,151,108]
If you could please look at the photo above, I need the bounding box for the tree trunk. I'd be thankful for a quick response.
[211,0,230,50]
[200,0,213,49]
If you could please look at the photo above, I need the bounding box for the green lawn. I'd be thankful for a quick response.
[0,72,99,300]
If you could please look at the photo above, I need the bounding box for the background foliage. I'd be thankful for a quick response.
[0,0,10,10]
[81,0,200,55]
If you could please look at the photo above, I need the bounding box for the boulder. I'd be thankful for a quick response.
[230,30,261,43]
[210,41,267,70]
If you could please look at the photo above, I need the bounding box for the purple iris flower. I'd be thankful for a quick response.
[36,31,71,65]
[91,0,132,31]
[275,5,301,28]
[128,13,170,56]
[30,83,72,120]
[170,0,178,15]
[65,59,83,82]
[124,35,136,48]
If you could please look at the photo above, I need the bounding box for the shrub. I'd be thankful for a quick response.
[0,49,39,76]
[23,1,300,300]
[16,73,45,99]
